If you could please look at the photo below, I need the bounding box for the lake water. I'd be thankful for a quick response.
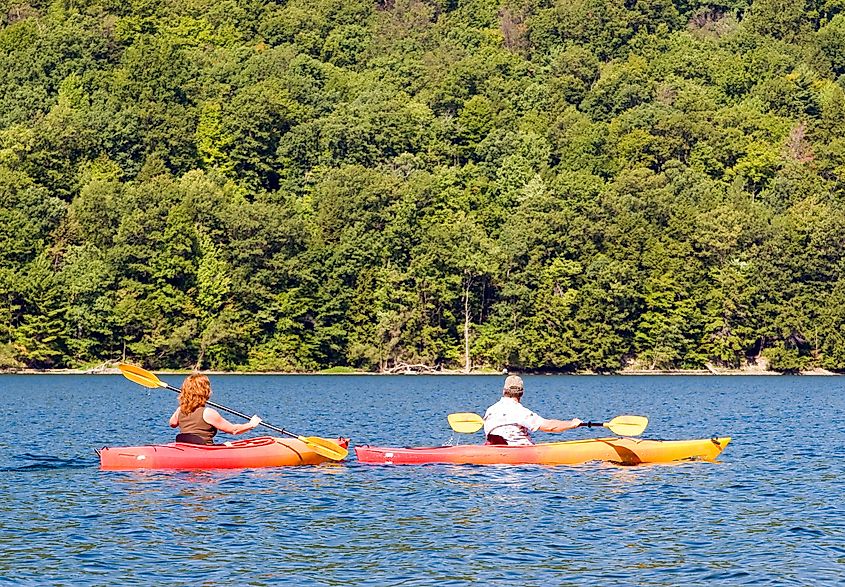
[1,374,843,585]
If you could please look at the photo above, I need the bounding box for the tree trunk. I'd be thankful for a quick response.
[463,277,472,374]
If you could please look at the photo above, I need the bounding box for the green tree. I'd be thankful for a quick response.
[15,256,68,368]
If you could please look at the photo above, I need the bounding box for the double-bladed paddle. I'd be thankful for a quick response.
[447,412,649,437]
[447,412,486,433]
[118,363,348,461]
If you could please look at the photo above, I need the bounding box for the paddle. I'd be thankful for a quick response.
[580,415,648,436]
[447,412,486,434]
[118,363,348,461]
[447,412,649,437]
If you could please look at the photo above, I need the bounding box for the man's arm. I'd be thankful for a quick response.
[538,418,582,433]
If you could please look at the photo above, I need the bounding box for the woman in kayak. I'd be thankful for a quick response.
[169,373,261,445]
[483,375,582,446]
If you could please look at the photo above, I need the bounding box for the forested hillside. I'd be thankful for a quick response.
[2,0,845,372]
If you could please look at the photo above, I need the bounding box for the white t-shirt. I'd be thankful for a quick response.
[483,397,547,446]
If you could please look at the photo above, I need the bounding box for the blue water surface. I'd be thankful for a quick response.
[0,374,843,585]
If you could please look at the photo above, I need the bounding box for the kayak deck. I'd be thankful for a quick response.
[99,435,349,470]
[354,436,731,466]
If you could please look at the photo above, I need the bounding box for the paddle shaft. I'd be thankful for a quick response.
[578,418,648,436]
[160,382,294,438]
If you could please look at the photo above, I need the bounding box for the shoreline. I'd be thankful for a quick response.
[1,367,840,376]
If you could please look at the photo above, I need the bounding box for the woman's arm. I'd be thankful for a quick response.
[538,418,582,433]
[203,407,261,435]
[169,408,180,428]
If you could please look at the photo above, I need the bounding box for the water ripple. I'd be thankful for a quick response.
[0,375,844,585]
[3,453,95,472]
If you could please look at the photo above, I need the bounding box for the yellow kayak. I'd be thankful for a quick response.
[355,437,731,466]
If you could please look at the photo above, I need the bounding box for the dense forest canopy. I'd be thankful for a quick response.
[1,0,845,372]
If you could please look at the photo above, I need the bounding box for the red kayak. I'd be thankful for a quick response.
[99,436,349,470]
[354,436,731,466]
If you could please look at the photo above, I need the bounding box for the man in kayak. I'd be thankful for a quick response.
[483,375,582,445]
[169,373,262,445]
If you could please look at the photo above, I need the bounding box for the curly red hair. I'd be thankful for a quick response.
[179,373,211,414]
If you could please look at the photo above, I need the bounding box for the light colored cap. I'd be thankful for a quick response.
[503,375,524,391]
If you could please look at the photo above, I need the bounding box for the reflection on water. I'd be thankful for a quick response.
[0,374,843,585]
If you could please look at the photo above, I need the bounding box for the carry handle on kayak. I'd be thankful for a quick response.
[118,364,348,461]
[447,413,648,437]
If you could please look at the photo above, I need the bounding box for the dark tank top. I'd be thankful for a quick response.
[178,406,217,445]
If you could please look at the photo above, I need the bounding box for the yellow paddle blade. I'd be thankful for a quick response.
[604,415,648,436]
[298,436,349,461]
[447,412,484,434]
[118,363,166,389]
